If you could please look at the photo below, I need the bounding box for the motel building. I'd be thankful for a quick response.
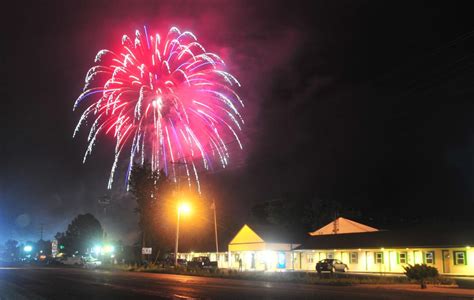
[178,217,474,276]
[179,224,301,271]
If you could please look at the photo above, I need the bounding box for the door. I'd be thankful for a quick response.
[335,260,345,271]
[277,252,286,269]
[442,250,450,273]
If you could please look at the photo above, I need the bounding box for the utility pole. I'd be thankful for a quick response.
[212,198,219,254]
[172,160,187,266]
[175,207,181,266]
[40,223,44,241]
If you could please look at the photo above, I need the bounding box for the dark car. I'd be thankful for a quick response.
[315,259,348,273]
[177,258,187,267]
[187,256,218,272]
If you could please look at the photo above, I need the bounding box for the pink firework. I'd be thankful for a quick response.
[73,26,244,191]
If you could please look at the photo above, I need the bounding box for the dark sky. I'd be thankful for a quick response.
[2,1,474,244]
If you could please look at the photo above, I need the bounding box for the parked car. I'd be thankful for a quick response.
[187,256,218,271]
[315,259,348,273]
[45,257,64,266]
[176,258,187,267]
[61,256,84,266]
[84,257,102,268]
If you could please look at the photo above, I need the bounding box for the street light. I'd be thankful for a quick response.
[178,203,191,214]
[93,245,102,256]
[175,202,191,266]
[23,245,33,253]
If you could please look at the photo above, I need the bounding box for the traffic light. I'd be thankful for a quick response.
[59,245,64,250]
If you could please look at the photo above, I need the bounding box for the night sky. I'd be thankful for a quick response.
[2,1,474,244]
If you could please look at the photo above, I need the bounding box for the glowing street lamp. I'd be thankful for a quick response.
[178,203,191,215]
[175,202,191,266]
[23,245,33,253]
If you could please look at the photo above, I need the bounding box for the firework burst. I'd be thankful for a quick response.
[73,26,244,192]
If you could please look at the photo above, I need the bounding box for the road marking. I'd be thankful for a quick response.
[173,294,200,300]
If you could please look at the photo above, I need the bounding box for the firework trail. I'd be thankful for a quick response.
[73,26,244,192]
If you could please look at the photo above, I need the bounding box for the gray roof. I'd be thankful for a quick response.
[297,225,474,250]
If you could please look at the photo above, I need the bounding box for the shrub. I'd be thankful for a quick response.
[403,264,439,289]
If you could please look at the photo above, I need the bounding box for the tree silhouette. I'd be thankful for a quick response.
[129,163,172,256]
[2,240,20,261]
[55,213,103,255]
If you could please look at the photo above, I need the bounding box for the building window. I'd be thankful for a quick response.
[453,251,466,265]
[375,252,383,264]
[398,252,407,264]
[307,254,314,263]
[424,251,435,264]
[350,252,358,264]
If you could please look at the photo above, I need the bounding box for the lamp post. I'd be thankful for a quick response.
[175,202,191,266]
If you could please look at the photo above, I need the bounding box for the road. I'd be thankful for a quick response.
[0,267,472,300]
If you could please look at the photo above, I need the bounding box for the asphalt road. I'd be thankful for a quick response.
[0,267,472,300]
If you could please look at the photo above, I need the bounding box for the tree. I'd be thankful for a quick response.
[36,239,52,256]
[404,264,439,289]
[129,163,172,256]
[56,213,104,255]
[2,240,20,262]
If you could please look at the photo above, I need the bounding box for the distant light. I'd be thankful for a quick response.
[358,248,362,251]
[24,245,33,252]
[103,245,114,253]
[93,245,102,255]
[467,246,471,249]
[381,247,384,251]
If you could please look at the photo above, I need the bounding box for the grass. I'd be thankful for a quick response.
[96,263,456,286]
